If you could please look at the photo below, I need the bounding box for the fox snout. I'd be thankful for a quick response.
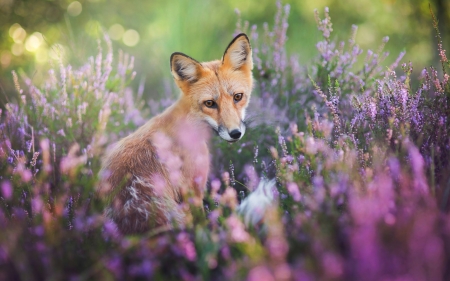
[229,129,241,139]
[218,122,246,143]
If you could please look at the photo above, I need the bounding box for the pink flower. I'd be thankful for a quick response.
[286,182,301,202]
[1,181,12,199]
[247,266,275,281]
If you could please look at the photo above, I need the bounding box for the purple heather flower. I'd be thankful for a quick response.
[286,182,301,202]
[177,232,197,261]
[1,181,12,199]
[247,266,275,281]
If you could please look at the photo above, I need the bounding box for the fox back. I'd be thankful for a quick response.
[98,33,253,234]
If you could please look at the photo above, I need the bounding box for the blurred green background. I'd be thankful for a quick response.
[1,0,449,105]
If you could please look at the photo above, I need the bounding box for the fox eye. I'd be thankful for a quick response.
[204,100,217,108]
[234,93,243,102]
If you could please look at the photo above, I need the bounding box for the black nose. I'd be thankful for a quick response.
[229,129,242,140]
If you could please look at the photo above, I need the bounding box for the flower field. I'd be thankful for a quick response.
[0,3,449,280]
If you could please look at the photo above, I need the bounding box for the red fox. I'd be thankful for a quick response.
[98,33,254,234]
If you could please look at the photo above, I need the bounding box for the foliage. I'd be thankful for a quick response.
[1,0,448,103]
[0,2,449,280]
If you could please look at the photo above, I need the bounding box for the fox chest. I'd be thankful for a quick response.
[153,139,209,197]
[179,143,210,195]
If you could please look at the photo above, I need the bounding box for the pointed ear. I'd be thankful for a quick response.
[170,52,203,83]
[222,33,253,71]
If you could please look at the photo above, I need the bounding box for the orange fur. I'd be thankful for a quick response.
[98,34,253,234]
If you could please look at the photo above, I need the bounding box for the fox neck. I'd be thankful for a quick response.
[158,97,211,144]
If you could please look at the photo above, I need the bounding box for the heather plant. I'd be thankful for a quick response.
[0,1,450,280]
[216,4,408,185]
[0,35,146,279]
[1,36,143,202]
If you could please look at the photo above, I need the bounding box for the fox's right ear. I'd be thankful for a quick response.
[170,53,203,83]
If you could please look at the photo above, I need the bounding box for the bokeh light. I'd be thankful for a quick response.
[49,44,67,61]
[9,24,27,44]
[108,24,125,41]
[0,51,12,68]
[35,48,49,63]
[11,43,24,56]
[25,32,44,52]
[122,29,140,47]
[8,24,20,37]
[67,1,82,17]
[84,20,101,37]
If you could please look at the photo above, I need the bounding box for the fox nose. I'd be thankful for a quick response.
[229,129,242,140]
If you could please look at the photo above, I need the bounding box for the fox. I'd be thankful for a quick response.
[98,33,254,235]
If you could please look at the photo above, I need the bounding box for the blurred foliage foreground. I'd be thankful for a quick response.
[1,3,450,281]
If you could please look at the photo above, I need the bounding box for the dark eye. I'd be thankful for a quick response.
[234,93,243,102]
[204,100,217,108]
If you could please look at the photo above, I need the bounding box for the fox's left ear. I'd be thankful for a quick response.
[222,33,253,71]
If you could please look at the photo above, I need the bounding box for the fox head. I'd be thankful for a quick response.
[170,33,253,143]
